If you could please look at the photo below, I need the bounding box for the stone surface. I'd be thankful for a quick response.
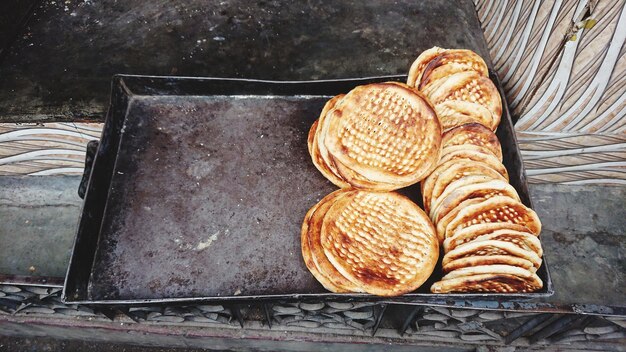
[0,1,37,59]
[0,0,489,121]
[0,176,81,278]
[530,184,626,309]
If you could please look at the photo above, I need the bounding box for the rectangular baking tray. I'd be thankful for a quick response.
[62,74,553,304]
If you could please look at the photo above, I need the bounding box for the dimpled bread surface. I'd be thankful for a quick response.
[442,196,542,239]
[441,123,503,160]
[320,191,438,296]
[418,49,488,90]
[424,71,502,125]
[304,190,364,292]
[431,180,520,223]
[323,83,441,187]
[434,100,497,131]
[301,190,350,292]
[407,46,447,88]
[443,255,536,273]
[443,222,533,252]
[442,240,542,269]
[430,273,543,293]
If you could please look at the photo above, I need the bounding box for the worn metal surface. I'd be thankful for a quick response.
[89,94,334,300]
[61,75,550,304]
[0,0,490,122]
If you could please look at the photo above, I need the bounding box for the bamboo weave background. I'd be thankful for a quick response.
[475,0,626,184]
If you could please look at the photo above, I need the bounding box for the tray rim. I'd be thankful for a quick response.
[61,74,554,305]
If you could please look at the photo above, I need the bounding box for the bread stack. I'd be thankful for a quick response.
[308,82,442,190]
[303,82,442,296]
[301,189,438,296]
[407,47,545,293]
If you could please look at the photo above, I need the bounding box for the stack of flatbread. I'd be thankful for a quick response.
[307,82,442,190]
[302,47,544,296]
[408,47,545,293]
[303,82,444,296]
[301,189,439,296]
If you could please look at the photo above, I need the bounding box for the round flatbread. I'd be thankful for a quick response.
[434,100,496,132]
[441,144,503,162]
[407,46,447,88]
[320,191,439,296]
[468,231,543,257]
[441,123,502,161]
[422,160,506,216]
[323,82,442,188]
[437,147,508,179]
[418,49,488,90]
[442,239,542,269]
[425,71,502,127]
[430,272,543,293]
[443,255,536,273]
[309,119,349,188]
[442,196,542,239]
[429,175,501,217]
[431,180,520,223]
[442,264,535,280]
[443,222,532,252]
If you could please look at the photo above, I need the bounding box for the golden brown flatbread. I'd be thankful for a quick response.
[313,95,349,187]
[302,191,353,292]
[422,160,506,216]
[468,231,543,257]
[441,123,502,161]
[431,180,519,223]
[443,255,536,273]
[425,71,502,127]
[308,118,350,188]
[430,272,543,293]
[442,239,542,269]
[437,147,508,179]
[442,196,542,239]
[323,82,442,188]
[306,190,366,292]
[407,46,447,88]
[320,191,439,296]
[435,198,485,243]
[434,100,496,131]
[443,222,532,252]
[429,175,501,216]
[418,49,488,90]
[442,264,535,280]
[441,144,503,162]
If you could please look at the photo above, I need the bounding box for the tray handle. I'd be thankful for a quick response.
[78,140,99,199]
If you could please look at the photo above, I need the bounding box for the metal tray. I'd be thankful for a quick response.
[62,74,553,305]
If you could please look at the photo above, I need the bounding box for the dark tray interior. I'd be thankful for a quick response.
[63,75,553,304]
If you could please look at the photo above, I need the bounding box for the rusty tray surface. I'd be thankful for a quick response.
[63,75,553,304]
